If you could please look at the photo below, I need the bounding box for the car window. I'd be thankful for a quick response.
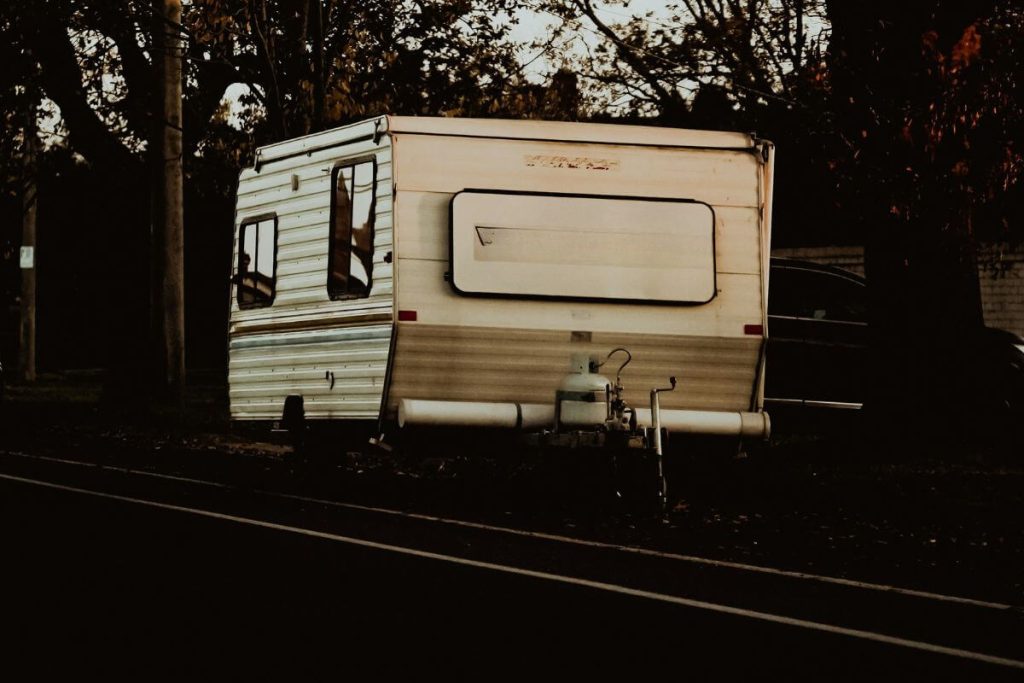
[768,266,866,323]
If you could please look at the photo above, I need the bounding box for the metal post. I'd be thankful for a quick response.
[650,389,663,456]
[152,0,186,403]
[650,376,677,510]
[18,99,38,383]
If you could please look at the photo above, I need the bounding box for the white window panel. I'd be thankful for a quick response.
[451,192,716,304]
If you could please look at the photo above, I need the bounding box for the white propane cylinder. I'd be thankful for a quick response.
[557,353,612,427]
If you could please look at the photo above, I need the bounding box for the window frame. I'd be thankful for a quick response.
[236,213,279,310]
[447,189,718,306]
[327,155,378,301]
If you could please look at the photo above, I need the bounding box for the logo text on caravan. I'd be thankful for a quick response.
[524,154,620,171]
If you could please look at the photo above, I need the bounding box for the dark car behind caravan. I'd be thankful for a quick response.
[764,258,1024,433]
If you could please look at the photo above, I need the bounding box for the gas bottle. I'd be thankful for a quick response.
[556,353,612,428]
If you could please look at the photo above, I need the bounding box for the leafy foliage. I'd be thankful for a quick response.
[826,1,1024,243]
[187,0,534,142]
[530,1,828,121]
[2,0,1024,408]
[0,0,550,373]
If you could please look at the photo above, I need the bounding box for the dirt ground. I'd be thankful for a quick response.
[2,371,1022,605]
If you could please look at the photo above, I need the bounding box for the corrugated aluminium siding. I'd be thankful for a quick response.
[386,325,760,415]
[229,119,393,421]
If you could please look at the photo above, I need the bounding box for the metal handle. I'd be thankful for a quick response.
[650,377,677,453]
[648,375,679,512]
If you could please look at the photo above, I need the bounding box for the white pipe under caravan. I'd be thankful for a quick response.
[397,399,554,430]
[633,407,770,439]
[397,398,770,440]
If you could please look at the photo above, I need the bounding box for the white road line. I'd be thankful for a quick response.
[0,471,1021,671]
[11,453,102,468]
[1,451,232,489]
[265,491,1020,612]
[116,468,223,488]
[0,449,1017,613]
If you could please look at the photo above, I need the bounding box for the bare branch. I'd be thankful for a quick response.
[24,14,140,171]
[571,0,687,118]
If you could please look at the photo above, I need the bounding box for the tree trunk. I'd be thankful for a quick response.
[152,0,186,404]
[828,1,991,448]
[18,99,38,383]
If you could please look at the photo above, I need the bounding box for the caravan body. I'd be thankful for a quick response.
[229,116,774,437]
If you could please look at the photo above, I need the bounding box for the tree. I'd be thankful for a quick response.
[184,0,536,142]
[531,0,827,121]
[528,1,845,246]
[826,1,1024,438]
[0,0,544,400]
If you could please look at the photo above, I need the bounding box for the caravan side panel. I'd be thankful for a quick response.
[229,120,394,421]
[386,133,769,415]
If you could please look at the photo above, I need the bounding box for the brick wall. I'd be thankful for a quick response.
[771,244,1024,338]
[978,247,1024,337]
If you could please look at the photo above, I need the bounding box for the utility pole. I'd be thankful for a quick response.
[152,0,185,403]
[310,0,325,131]
[18,98,38,383]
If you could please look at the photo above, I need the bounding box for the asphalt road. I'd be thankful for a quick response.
[1,458,1021,679]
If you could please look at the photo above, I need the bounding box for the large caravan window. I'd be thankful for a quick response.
[236,216,277,308]
[329,159,376,299]
[450,192,716,304]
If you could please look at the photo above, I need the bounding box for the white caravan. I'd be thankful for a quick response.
[228,115,774,446]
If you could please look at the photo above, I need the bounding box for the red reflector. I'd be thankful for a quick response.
[744,324,764,335]
[398,310,418,322]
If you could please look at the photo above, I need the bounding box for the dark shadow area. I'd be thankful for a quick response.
[1,373,1022,606]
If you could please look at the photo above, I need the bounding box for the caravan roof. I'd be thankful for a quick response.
[386,115,755,149]
[252,115,758,170]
